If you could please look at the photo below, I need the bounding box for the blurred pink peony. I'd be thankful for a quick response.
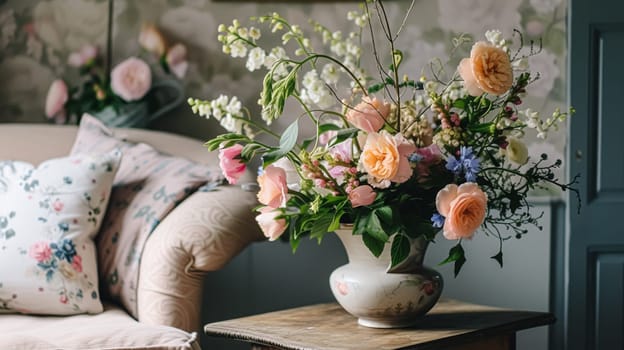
[45,79,68,122]
[138,23,166,56]
[256,206,287,241]
[218,144,246,184]
[166,43,188,79]
[110,57,152,101]
[67,44,98,67]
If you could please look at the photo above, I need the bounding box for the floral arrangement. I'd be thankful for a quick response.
[45,24,188,124]
[189,1,578,275]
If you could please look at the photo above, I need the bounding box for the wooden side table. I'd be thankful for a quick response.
[204,299,554,350]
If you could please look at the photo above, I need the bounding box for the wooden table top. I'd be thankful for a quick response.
[204,299,555,350]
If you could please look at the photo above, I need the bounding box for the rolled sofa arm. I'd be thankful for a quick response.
[136,184,263,332]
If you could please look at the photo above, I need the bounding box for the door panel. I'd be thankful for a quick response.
[566,1,624,349]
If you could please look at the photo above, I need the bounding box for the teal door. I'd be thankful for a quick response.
[564,0,624,348]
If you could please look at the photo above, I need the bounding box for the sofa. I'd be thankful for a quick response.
[0,123,263,349]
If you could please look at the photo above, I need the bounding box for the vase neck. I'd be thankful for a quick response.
[334,228,429,273]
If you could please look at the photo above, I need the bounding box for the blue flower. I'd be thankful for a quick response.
[408,153,423,163]
[446,146,480,182]
[431,213,445,228]
[52,239,77,262]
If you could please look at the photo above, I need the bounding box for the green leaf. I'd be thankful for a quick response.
[375,206,393,225]
[468,122,494,134]
[362,233,385,257]
[390,234,410,268]
[328,128,359,147]
[439,243,466,277]
[240,143,264,162]
[263,120,298,166]
[328,211,345,232]
[365,214,389,243]
[491,250,503,268]
[310,214,333,243]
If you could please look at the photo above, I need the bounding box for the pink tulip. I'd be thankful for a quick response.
[257,165,288,209]
[256,206,288,241]
[218,144,246,185]
[166,43,188,79]
[348,185,376,207]
[45,79,68,120]
[110,57,152,101]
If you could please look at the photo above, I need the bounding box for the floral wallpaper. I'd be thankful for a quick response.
[0,0,567,165]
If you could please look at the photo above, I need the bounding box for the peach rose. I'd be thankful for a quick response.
[458,41,513,96]
[348,185,376,208]
[346,96,389,133]
[360,131,416,188]
[436,182,488,240]
[256,206,287,241]
[138,23,166,56]
[257,165,288,208]
[218,144,246,185]
[45,79,68,119]
[110,57,151,101]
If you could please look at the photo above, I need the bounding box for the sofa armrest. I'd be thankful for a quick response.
[136,184,263,332]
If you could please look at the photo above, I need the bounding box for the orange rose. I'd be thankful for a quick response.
[346,96,389,133]
[435,182,487,240]
[458,41,513,96]
[360,131,416,188]
[257,165,288,208]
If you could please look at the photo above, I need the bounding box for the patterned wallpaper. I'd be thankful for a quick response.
[0,0,567,164]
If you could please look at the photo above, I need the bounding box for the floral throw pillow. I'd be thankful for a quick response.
[71,114,223,317]
[0,150,121,315]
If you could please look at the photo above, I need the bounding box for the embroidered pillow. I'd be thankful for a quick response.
[0,150,121,315]
[70,114,223,317]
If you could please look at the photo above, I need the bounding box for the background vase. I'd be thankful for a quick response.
[90,79,184,128]
[329,227,443,328]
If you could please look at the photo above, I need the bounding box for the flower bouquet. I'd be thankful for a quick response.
[45,24,187,127]
[189,1,578,278]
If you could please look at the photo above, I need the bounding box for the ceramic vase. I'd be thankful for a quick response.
[329,227,443,328]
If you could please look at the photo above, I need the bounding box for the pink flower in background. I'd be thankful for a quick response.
[67,44,98,67]
[71,255,83,273]
[329,139,353,163]
[52,199,64,213]
[346,96,389,133]
[166,43,189,79]
[138,23,166,56]
[45,79,68,122]
[414,144,444,181]
[319,129,337,145]
[435,182,488,240]
[218,144,246,184]
[255,207,287,241]
[257,165,288,208]
[59,295,68,304]
[348,185,376,207]
[29,242,52,263]
[110,57,152,101]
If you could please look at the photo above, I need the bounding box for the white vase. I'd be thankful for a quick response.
[329,227,443,328]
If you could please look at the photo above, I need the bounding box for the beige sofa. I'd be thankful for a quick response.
[0,124,263,349]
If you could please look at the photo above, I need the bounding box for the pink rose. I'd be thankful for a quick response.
[71,255,83,273]
[255,206,287,241]
[165,43,188,79]
[329,139,353,163]
[348,185,376,207]
[435,182,488,240]
[29,241,52,263]
[218,144,246,185]
[346,96,390,133]
[414,144,443,180]
[138,23,166,56]
[110,57,152,101]
[67,44,98,67]
[45,79,68,120]
[360,131,416,188]
[257,165,288,208]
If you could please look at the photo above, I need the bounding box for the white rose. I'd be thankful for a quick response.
[505,137,529,165]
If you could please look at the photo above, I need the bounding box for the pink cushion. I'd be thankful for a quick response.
[70,115,223,317]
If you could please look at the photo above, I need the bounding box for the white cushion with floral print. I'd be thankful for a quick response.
[0,150,121,315]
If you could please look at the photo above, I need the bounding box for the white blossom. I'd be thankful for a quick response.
[229,41,248,58]
[245,47,266,71]
[321,63,340,85]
